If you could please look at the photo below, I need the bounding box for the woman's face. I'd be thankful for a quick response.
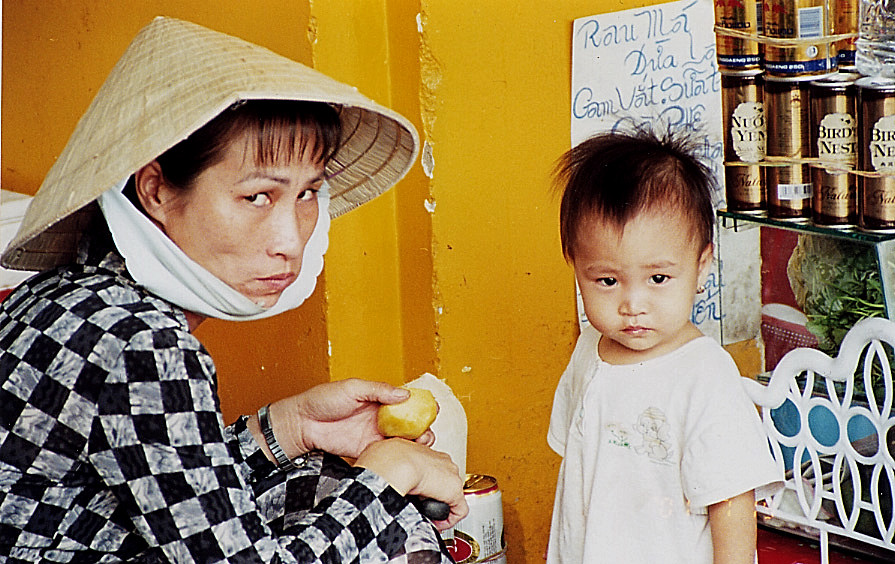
[153,131,325,308]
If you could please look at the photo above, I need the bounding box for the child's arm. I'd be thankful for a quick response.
[707,489,757,564]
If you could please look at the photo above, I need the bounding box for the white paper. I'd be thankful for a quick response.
[405,373,467,479]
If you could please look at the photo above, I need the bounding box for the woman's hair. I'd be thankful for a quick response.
[129,99,342,196]
[554,124,717,261]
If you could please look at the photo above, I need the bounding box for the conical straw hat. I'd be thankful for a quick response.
[1,17,419,272]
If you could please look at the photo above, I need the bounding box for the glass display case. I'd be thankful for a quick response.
[719,210,895,376]
[719,209,895,406]
[720,209,895,317]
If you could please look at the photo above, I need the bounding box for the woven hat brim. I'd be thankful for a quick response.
[1,17,419,272]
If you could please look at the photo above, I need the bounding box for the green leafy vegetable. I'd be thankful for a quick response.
[787,235,887,398]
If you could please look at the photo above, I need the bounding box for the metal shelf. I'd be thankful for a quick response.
[718,209,895,332]
[718,209,895,244]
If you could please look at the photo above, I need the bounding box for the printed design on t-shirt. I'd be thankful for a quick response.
[606,424,632,448]
[606,407,674,464]
[634,407,674,463]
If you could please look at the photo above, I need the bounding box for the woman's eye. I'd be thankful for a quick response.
[651,274,669,284]
[245,192,272,206]
[297,188,318,202]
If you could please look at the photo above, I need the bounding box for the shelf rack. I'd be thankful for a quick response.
[719,210,895,319]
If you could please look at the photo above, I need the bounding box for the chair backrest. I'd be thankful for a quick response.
[742,317,895,564]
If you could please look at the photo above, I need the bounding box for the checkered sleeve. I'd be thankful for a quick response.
[231,418,451,563]
[89,325,451,563]
[0,262,451,563]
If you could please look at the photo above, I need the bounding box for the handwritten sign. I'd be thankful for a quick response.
[570,0,727,341]
[571,0,721,151]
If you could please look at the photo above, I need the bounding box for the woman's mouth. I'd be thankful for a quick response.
[256,272,297,294]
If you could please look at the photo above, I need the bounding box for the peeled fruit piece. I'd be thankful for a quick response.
[378,388,438,439]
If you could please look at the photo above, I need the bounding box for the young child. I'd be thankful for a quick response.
[546,126,782,564]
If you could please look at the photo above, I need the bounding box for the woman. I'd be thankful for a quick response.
[0,17,466,563]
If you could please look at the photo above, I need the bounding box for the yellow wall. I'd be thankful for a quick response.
[3,1,676,562]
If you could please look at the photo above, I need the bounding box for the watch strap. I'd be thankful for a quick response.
[258,403,299,470]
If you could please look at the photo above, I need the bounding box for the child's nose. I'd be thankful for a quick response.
[619,288,647,315]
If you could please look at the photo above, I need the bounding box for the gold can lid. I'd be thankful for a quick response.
[464,474,499,495]
[720,68,764,78]
[857,75,895,93]
[765,71,837,83]
[810,72,860,91]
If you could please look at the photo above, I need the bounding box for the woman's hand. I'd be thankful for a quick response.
[269,378,434,460]
[249,379,466,528]
[354,438,469,529]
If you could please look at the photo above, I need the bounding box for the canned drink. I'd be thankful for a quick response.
[713,0,762,70]
[480,549,507,564]
[858,76,895,232]
[765,76,813,219]
[810,73,858,227]
[832,0,858,70]
[762,0,837,79]
[722,70,766,212]
[766,162,813,219]
[446,475,505,564]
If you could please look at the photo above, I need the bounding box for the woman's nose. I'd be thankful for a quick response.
[269,203,317,259]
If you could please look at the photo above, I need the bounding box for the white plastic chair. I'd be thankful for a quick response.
[743,317,895,564]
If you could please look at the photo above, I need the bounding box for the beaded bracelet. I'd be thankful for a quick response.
[257,404,306,470]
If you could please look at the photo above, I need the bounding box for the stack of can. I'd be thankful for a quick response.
[713,0,895,230]
[444,474,506,564]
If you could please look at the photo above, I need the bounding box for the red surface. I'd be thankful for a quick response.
[760,313,819,371]
[760,227,801,309]
[758,528,880,563]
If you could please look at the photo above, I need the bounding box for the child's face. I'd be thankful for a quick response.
[573,206,713,365]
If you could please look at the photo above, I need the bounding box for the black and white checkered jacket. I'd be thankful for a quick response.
[0,224,449,563]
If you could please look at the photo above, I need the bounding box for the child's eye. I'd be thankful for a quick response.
[245,193,272,206]
[597,277,618,287]
[650,274,669,284]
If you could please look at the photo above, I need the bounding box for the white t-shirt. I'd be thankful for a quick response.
[546,325,782,564]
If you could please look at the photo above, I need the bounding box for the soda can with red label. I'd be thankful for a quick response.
[445,474,505,564]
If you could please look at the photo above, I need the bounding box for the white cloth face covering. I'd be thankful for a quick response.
[98,177,330,321]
